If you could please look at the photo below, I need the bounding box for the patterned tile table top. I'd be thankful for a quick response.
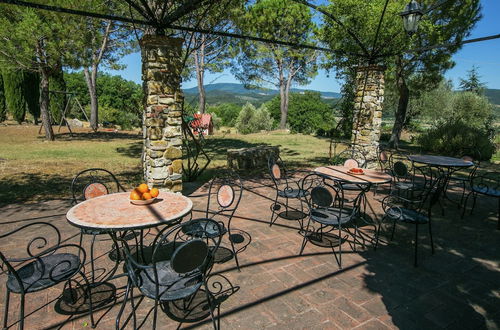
[315,166,392,184]
[67,192,192,230]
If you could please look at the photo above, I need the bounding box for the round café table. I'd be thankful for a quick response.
[314,166,392,185]
[407,154,473,169]
[63,192,193,316]
[407,154,474,209]
[67,192,193,231]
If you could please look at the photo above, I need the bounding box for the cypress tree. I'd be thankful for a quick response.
[0,73,6,122]
[24,71,40,123]
[49,66,66,124]
[2,69,27,123]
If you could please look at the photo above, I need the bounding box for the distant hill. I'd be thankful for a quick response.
[182,83,341,107]
[485,89,500,105]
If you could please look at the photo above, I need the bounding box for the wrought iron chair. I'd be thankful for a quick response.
[389,159,429,198]
[448,149,481,206]
[331,147,367,169]
[182,171,246,271]
[462,171,499,230]
[268,155,309,228]
[299,173,366,269]
[0,222,91,329]
[116,218,235,330]
[376,175,446,266]
[377,145,392,173]
[71,168,127,261]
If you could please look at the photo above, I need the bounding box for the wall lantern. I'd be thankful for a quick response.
[400,0,423,35]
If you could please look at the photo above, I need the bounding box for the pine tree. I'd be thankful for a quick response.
[0,73,6,122]
[2,69,27,123]
[24,71,40,123]
[459,66,486,95]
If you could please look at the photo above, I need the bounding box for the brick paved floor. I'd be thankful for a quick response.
[0,175,499,329]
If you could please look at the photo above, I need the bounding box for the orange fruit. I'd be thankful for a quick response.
[130,190,142,200]
[150,188,159,198]
[142,192,153,200]
[137,183,150,194]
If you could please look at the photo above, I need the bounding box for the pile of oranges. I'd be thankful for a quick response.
[130,183,160,200]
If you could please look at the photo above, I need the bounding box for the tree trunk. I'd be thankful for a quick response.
[195,37,206,114]
[388,59,409,148]
[40,68,54,141]
[84,67,98,132]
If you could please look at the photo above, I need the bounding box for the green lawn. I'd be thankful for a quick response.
[1,123,498,206]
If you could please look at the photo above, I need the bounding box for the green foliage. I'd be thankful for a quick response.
[235,103,273,134]
[65,71,142,128]
[459,66,486,95]
[207,103,240,127]
[49,67,66,123]
[0,73,5,122]
[2,69,27,123]
[417,121,495,160]
[209,112,222,130]
[266,91,335,135]
[24,71,40,121]
[450,92,494,130]
[336,72,355,138]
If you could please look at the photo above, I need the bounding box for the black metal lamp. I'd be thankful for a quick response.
[400,0,423,35]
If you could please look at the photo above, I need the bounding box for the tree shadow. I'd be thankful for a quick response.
[50,130,141,142]
[359,188,500,329]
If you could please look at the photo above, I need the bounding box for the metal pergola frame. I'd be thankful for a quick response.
[1,0,498,61]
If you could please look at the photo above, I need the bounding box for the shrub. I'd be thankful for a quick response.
[2,69,27,123]
[266,91,335,135]
[417,121,495,160]
[100,105,140,130]
[235,102,274,134]
[207,103,240,127]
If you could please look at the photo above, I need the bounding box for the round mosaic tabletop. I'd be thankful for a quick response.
[67,192,193,231]
[407,155,473,168]
[315,166,392,184]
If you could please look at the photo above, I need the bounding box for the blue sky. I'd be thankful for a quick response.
[107,0,500,92]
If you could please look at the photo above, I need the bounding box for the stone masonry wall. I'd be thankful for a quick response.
[351,65,385,167]
[141,35,184,192]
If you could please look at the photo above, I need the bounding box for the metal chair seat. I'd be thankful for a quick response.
[182,218,228,238]
[7,253,81,293]
[472,186,500,198]
[394,182,424,191]
[310,207,355,226]
[387,207,429,224]
[278,188,308,198]
[137,260,203,301]
[341,183,368,191]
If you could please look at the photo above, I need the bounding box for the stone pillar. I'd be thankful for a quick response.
[141,35,183,192]
[351,65,385,167]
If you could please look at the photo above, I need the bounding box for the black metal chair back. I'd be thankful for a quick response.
[331,148,367,168]
[471,172,500,196]
[118,219,223,328]
[0,222,87,329]
[204,170,243,222]
[268,155,294,190]
[70,168,125,204]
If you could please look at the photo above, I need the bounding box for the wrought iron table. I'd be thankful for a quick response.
[315,166,392,185]
[65,192,193,316]
[407,154,474,207]
[314,166,392,247]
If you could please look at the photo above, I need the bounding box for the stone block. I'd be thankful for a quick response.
[150,166,169,180]
[170,173,182,181]
[169,138,182,146]
[164,147,182,159]
[147,149,163,159]
[148,127,162,140]
[172,180,182,192]
[166,117,181,125]
[146,118,163,127]
[147,95,158,105]
[150,140,169,151]
[227,146,279,170]
[163,126,181,138]
[168,111,182,117]
[171,159,183,173]
[159,97,175,105]
[149,158,169,167]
